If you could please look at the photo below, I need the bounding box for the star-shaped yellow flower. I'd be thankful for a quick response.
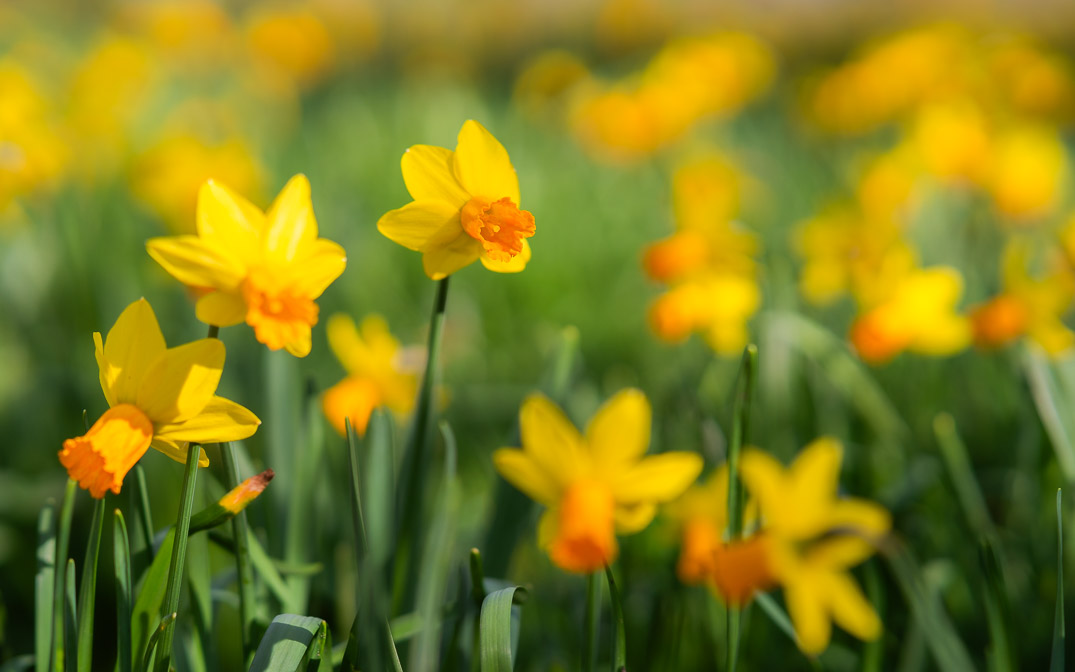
[377,120,535,280]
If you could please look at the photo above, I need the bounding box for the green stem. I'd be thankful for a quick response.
[153,444,202,672]
[133,466,155,556]
[221,442,257,666]
[51,480,77,672]
[605,566,626,672]
[583,572,601,672]
[76,498,106,672]
[725,345,757,672]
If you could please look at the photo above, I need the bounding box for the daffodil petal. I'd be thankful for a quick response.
[105,299,167,405]
[196,179,264,262]
[614,502,657,534]
[480,238,531,273]
[537,508,558,549]
[284,327,313,358]
[421,233,482,280]
[94,332,118,408]
[785,575,832,655]
[265,174,317,261]
[738,449,786,513]
[290,239,346,298]
[154,396,261,443]
[402,144,470,207]
[493,448,561,506]
[790,437,843,499]
[195,291,247,327]
[136,339,224,424]
[519,393,588,485]
[377,200,463,252]
[150,437,209,467]
[586,388,651,465]
[828,498,892,539]
[327,314,363,374]
[806,536,878,570]
[147,235,246,291]
[452,120,521,203]
[611,452,703,503]
[828,572,881,642]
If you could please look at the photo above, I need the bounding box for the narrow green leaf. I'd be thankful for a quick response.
[63,559,76,672]
[1024,347,1075,486]
[469,548,487,606]
[131,530,174,668]
[725,345,757,672]
[1051,489,1065,672]
[221,441,258,667]
[132,466,155,558]
[76,498,105,672]
[245,529,294,606]
[113,511,132,672]
[142,613,177,672]
[51,480,77,672]
[248,614,328,672]
[583,572,600,672]
[479,587,527,671]
[980,539,1013,672]
[604,566,625,672]
[364,409,395,573]
[933,414,995,537]
[754,593,797,643]
[35,504,56,672]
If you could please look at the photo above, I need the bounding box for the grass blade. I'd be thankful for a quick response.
[479,586,527,671]
[51,480,77,672]
[142,613,176,672]
[63,559,76,672]
[583,572,601,672]
[1051,489,1065,672]
[132,466,155,558]
[131,529,174,667]
[35,503,56,672]
[725,345,757,672]
[76,498,105,672]
[113,510,132,672]
[1024,347,1075,487]
[980,539,1013,672]
[248,614,330,672]
[933,414,995,538]
[604,566,625,672]
[221,441,258,667]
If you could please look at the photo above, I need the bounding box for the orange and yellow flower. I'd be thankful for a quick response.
[147,174,346,357]
[377,120,535,280]
[59,299,260,498]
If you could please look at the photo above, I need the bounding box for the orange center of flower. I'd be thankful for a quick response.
[549,480,618,573]
[241,265,319,351]
[849,306,914,364]
[971,294,1029,348]
[710,535,777,606]
[59,404,154,499]
[677,518,722,585]
[321,376,382,437]
[460,196,536,262]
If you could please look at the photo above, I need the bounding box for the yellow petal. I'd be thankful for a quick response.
[738,449,786,512]
[377,200,463,252]
[402,145,470,207]
[827,499,892,539]
[519,393,588,485]
[136,339,224,424]
[452,120,521,203]
[789,437,843,499]
[265,174,317,261]
[154,396,261,444]
[611,452,703,503]
[195,291,247,327]
[806,536,878,570]
[146,236,246,291]
[290,239,346,298]
[786,576,832,655]
[150,438,210,467]
[614,502,657,534]
[94,332,118,408]
[911,314,971,355]
[537,508,558,549]
[421,233,482,280]
[105,299,167,405]
[284,327,313,358]
[492,448,561,506]
[585,388,651,465]
[196,179,264,263]
[480,238,531,274]
[827,571,882,642]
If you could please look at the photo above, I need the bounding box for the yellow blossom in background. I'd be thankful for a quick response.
[649,273,760,355]
[849,267,971,364]
[855,146,921,222]
[512,50,591,122]
[494,390,702,573]
[378,120,535,280]
[910,99,991,183]
[0,60,68,214]
[738,439,891,655]
[322,313,419,436]
[985,124,1067,222]
[147,175,346,357]
[59,299,260,498]
[988,39,1075,121]
[245,6,336,90]
[116,0,236,69]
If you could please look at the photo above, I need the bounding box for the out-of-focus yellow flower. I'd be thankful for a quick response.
[0,61,68,211]
[117,0,235,68]
[849,267,971,364]
[494,390,702,573]
[131,133,263,233]
[672,153,744,229]
[322,314,418,436]
[989,40,1075,121]
[147,175,346,357]
[855,146,922,221]
[513,50,591,121]
[649,273,760,355]
[308,0,380,64]
[59,299,260,498]
[985,123,1067,221]
[245,7,336,89]
[737,438,890,655]
[910,99,991,183]
[378,120,535,280]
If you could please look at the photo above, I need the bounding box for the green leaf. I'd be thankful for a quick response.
[479,586,527,671]
[52,480,77,672]
[142,613,177,672]
[76,498,105,672]
[1051,489,1065,672]
[1024,347,1075,487]
[35,504,56,672]
[980,539,1013,672]
[725,345,757,672]
[583,572,601,672]
[132,466,155,558]
[63,559,76,672]
[131,530,175,668]
[221,441,259,667]
[248,614,331,672]
[933,414,996,539]
[245,529,295,606]
[113,511,132,672]
[604,566,625,672]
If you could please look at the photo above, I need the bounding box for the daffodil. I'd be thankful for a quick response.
[493,389,702,573]
[738,438,891,655]
[649,272,760,355]
[146,174,346,357]
[322,313,419,436]
[59,299,260,498]
[377,120,535,280]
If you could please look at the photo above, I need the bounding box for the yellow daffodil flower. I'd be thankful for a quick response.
[377,120,535,280]
[322,313,418,436]
[146,174,346,357]
[494,389,703,573]
[849,267,971,364]
[59,299,260,498]
[986,123,1067,221]
[649,273,760,355]
[738,438,891,655]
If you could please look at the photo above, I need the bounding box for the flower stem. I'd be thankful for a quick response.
[220,442,257,667]
[153,444,202,672]
[605,565,626,672]
[725,344,757,672]
[583,571,601,672]
[50,479,77,672]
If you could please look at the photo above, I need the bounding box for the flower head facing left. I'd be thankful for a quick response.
[378,120,535,280]
[494,389,702,573]
[146,174,346,357]
[60,299,260,498]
